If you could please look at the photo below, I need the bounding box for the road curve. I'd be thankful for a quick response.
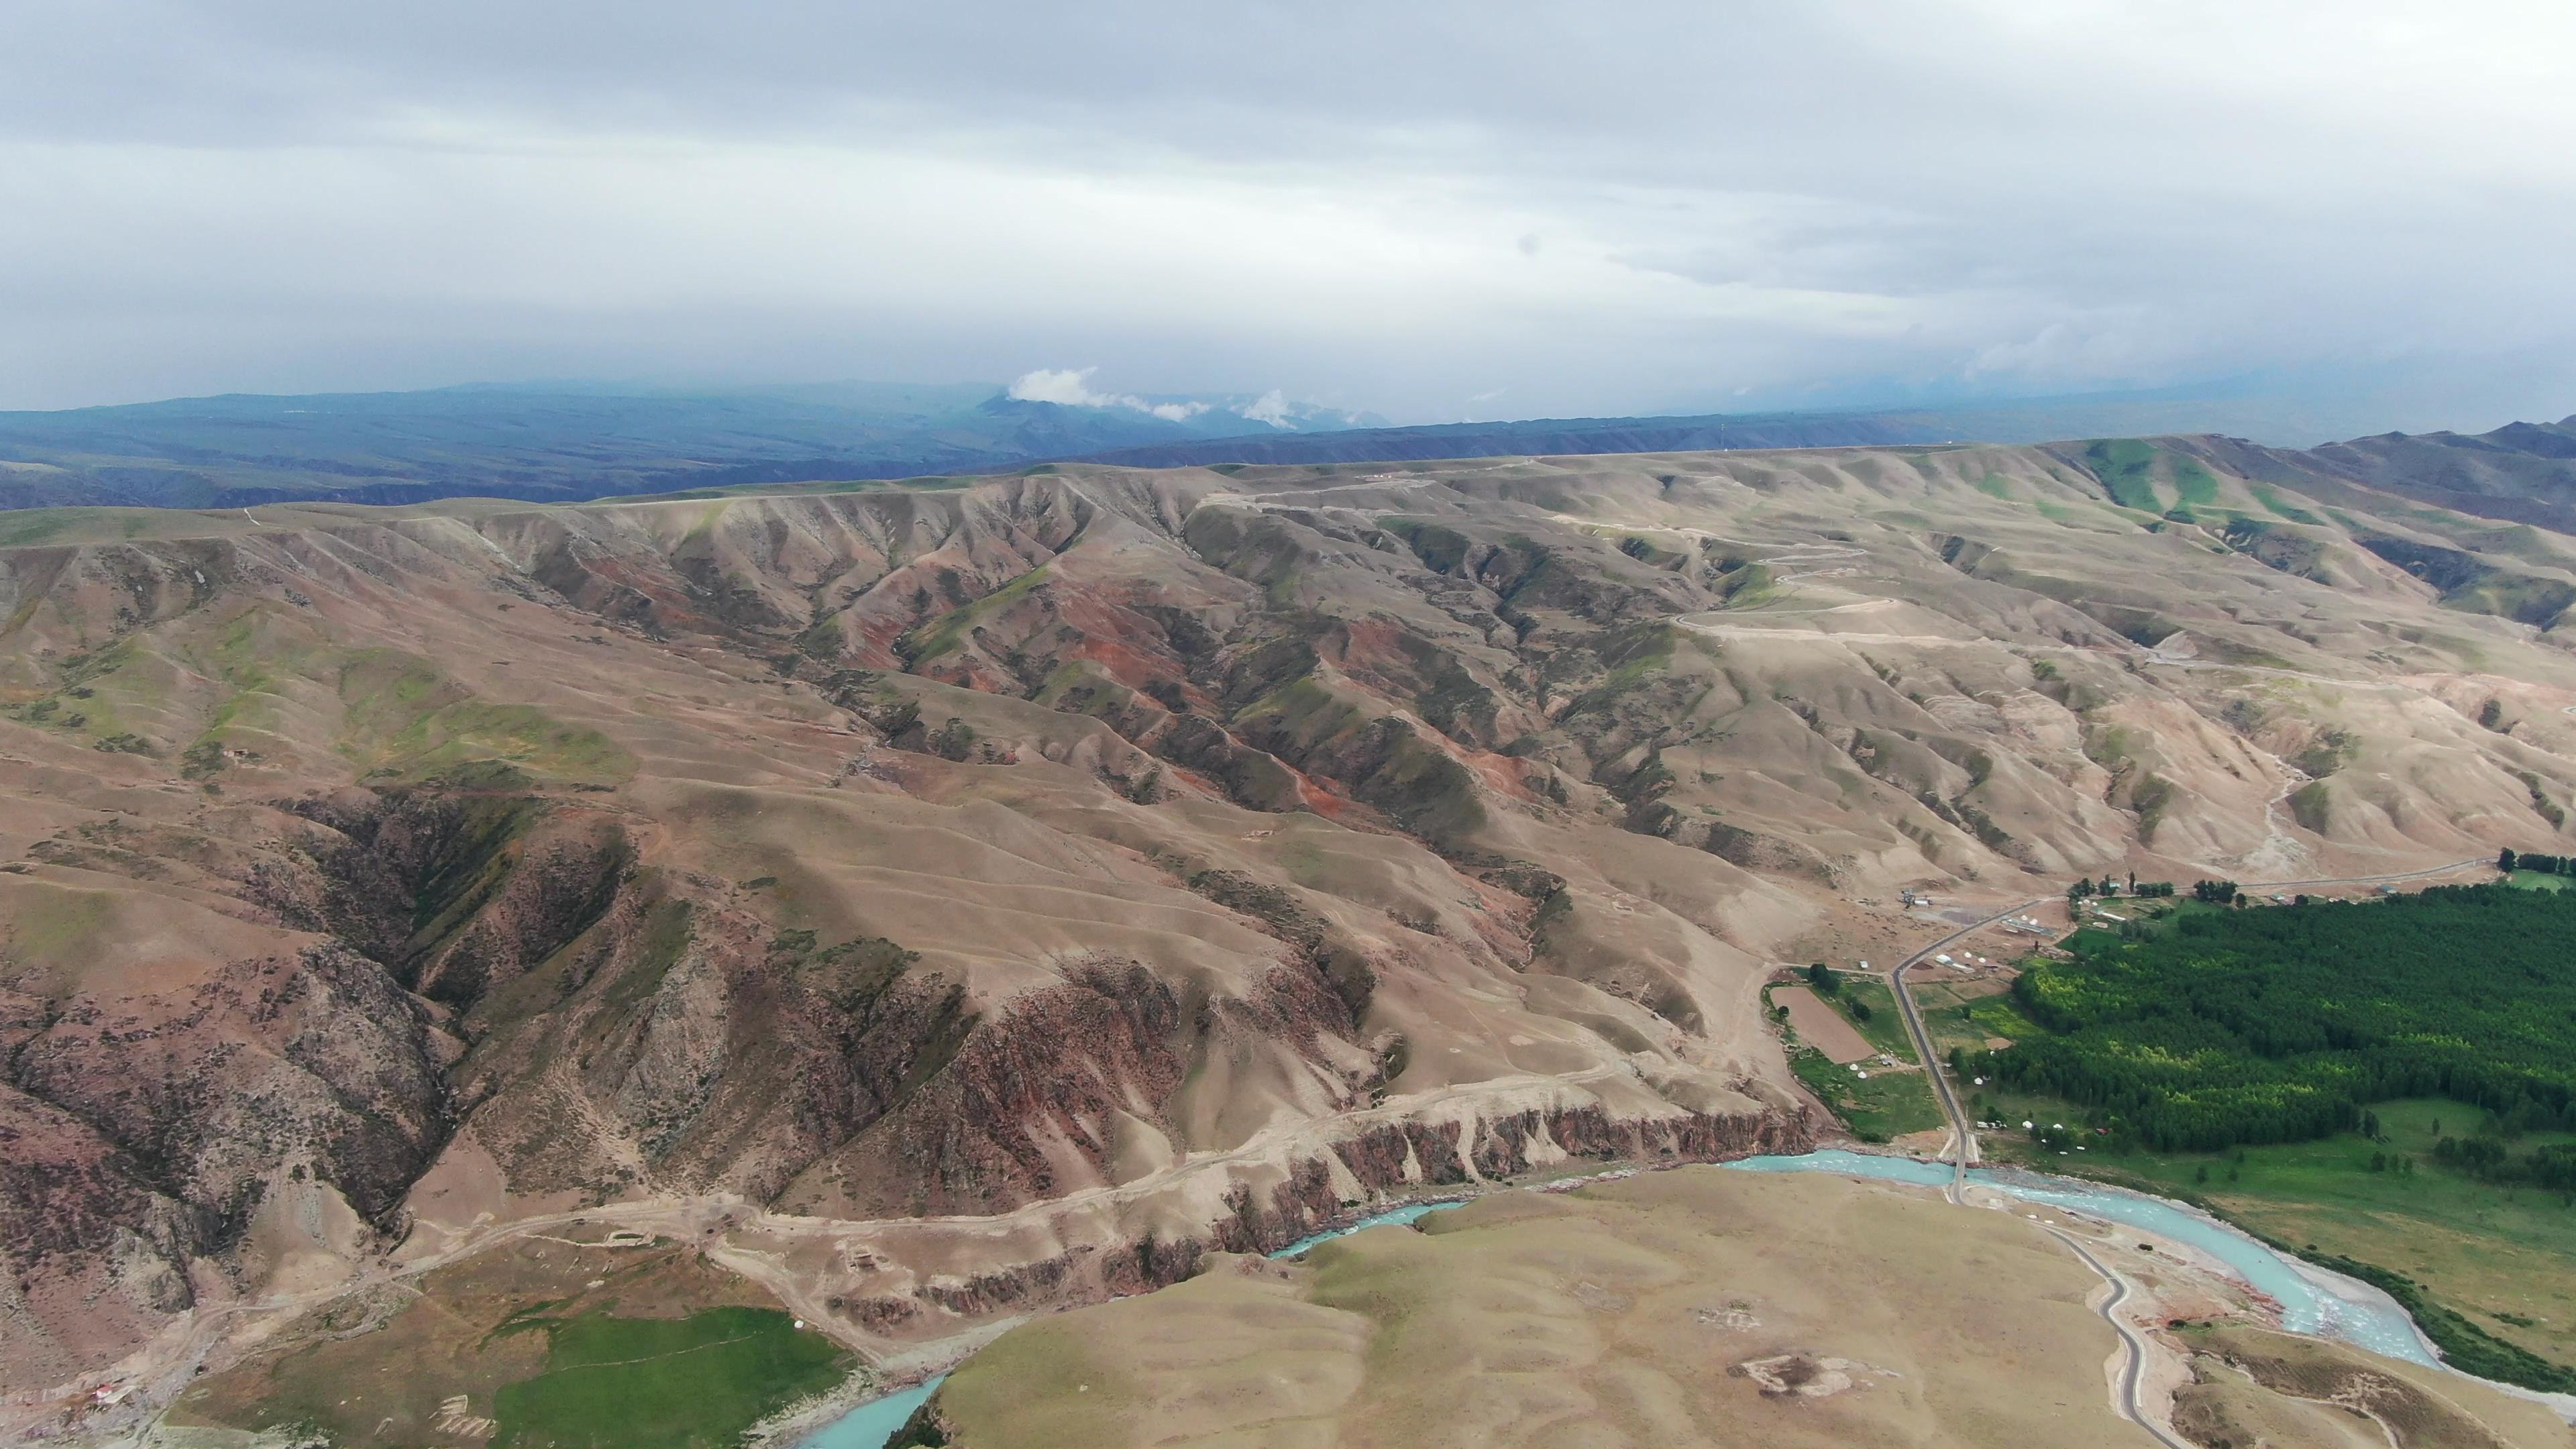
[2044,1225,2195,1449]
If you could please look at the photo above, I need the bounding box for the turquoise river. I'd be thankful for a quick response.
[802,1148,2435,1447]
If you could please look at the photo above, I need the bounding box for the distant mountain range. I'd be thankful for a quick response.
[1068,408,1955,468]
[3,380,2573,524]
[2310,416,2576,533]
[0,381,1381,511]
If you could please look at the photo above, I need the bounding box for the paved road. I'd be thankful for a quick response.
[1886,898,2045,1198]
[2043,1224,2196,1449]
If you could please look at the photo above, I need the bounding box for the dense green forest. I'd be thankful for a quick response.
[1964,886,2576,1151]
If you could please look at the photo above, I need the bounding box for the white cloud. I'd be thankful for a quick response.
[2,3,2575,420]
[1240,390,1295,428]
[1007,367,1117,407]
[1008,366,1204,421]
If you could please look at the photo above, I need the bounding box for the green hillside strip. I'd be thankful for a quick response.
[2247,481,2325,525]
[2083,438,2164,513]
[898,564,1051,664]
[494,1307,848,1449]
[335,648,634,786]
[2172,458,2222,507]
[2355,534,2576,627]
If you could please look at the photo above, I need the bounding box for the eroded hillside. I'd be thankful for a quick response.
[5,438,2575,1433]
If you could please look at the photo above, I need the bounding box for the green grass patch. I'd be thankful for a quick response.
[492,1307,849,1449]
[2247,482,2324,525]
[2006,1099,2576,1377]
[0,511,78,547]
[1714,560,1776,607]
[335,649,633,786]
[1815,973,1915,1060]
[2084,438,2164,513]
[2508,870,2572,892]
[1562,624,1685,718]
[2172,459,2222,506]
[1787,1045,1945,1143]
[1922,991,2044,1059]
[898,564,1051,664]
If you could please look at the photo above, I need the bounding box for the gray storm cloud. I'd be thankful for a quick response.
[1,1,2573,421]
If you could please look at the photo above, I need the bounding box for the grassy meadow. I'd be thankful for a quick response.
[1772,969,1944,1142]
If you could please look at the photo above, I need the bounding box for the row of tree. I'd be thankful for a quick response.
[2433,1134,2576,1193]
[2501,849,2576,876]
[2067,875,2180,900]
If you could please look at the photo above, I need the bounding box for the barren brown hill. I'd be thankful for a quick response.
[5,437,2575,1436]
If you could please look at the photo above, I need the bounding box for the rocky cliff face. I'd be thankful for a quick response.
[5,439,2575,1409]
[0,923,452,1388]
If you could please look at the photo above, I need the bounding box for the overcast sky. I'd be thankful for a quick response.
[4,1,2574,424]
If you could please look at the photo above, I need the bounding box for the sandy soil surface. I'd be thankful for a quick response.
[924,1168,2171,1448]
[910,1166,2571,1448]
